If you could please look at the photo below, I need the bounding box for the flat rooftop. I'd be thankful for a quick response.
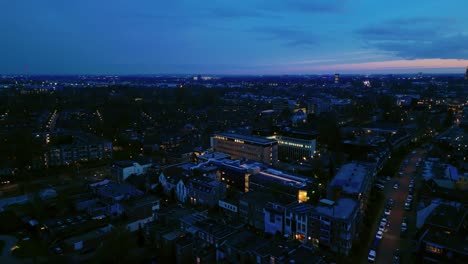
[254,169,308,188]
[426,204,467,231]
[197,151,231,161]
[214,132,277,145]
[423,228,468,255]
[329,162,369,194]
[315,198,358,220]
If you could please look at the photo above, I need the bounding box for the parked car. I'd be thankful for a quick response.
[381,217,388,225]
[377,179,386,185]
[401,222,407,232]
[54,247,63,255]
[379,222,386,232]
[387,198,394,208]
[376,230,383,239]
[404,202,412,211]
[393,249,400,264]
[368,249,376,262]
[401,223,408,237]
[385,208,391,216]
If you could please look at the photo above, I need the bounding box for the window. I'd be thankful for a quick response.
[425,244,443,255]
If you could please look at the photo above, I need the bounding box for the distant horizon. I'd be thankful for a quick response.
[2,60,468,77]
[2,70,467,77]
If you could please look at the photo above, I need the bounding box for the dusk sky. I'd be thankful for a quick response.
[2,0,468,75]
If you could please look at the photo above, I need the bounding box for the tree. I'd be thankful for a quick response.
[317,112,342,151]
[137,225,145,248]
[443,109,455,128]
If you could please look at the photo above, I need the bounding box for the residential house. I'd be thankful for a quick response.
[285,202,315,242]
[111,158,152,181]
[327,162,374,220]
[187,176,226,207]
[417,203,468,263]
[64,224,114,252]
[93,181,144,203]
[309,198,359,256]
[159,166,189,203]
[123,197,160,232]
[264,202,287,236]
[239,191,277,231]
[219,230,270,263]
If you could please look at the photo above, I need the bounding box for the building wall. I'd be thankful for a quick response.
[126,216,154,232]
[176,180,188,203]
[239,200,264,230]
[112,162,152,181]
[44,141,112,167]
[218,167,250,193]
[309,210,358,256]
[264,204,285,235]
[159,173,176,195]
[188,181,225,208]
[270,135,316,161]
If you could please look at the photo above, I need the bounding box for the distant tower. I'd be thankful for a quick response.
[334,73,340,84]
[465,66,468,80]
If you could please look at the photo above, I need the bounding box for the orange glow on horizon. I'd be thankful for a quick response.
[300,59,468,72]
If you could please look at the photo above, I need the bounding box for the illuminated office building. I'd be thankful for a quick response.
[267,130,318,161]
[211,133,278,165]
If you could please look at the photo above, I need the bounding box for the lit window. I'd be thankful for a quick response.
[425,245,443,255]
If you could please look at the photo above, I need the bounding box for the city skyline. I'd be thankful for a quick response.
[2,0,468,75]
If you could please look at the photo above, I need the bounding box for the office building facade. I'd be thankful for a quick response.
[211,133,278,165]
[267,130,317,161]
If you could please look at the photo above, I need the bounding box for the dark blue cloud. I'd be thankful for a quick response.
[260,0,348,13]
[356,17,468,59]
[250,27,320,47]
[373,34,468,59]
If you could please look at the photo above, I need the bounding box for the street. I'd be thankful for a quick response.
[362,148,426,264]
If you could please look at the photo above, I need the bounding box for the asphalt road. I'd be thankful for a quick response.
[363,148,425,264]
